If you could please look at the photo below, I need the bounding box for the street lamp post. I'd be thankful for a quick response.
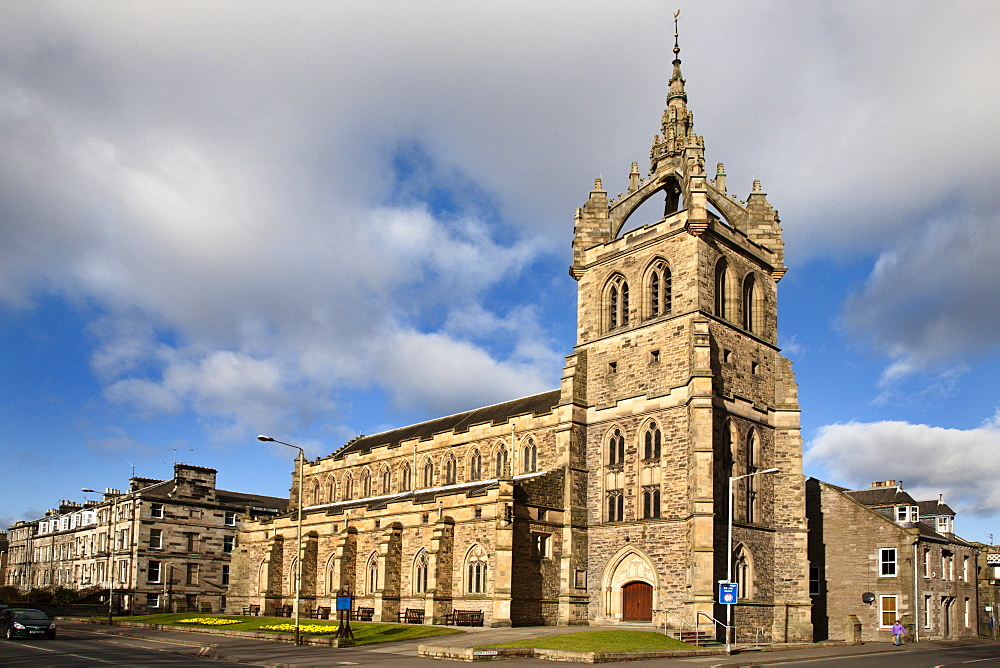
[258,435,305,646]
[82,487,118,626]
[725,467,780,655]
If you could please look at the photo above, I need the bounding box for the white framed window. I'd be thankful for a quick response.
[879,595,897,628]
[924,595,931,628]
[150,503,164,519]
[149,528,162,549]
[880,548,897,577]
[962,555,968,581]
[223,535,235,553]
[224,512,237,526]
[146,593,160,608]
[964,598,970,627]
[923,548,931,578]
[148,560,161,584]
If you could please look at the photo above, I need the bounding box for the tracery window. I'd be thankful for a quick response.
[380,467,391,495]
[648,259,672,318]
[423,458,434,488]
[733,544,752,600]
[366,554,379,595]
[643,422,662,460]
[607,274,630,331]
[413,550,429,595]
[642,486,661,519]
[522,438,537,473]
[466,546,489,594]
[310,479,320,506]
[326,476,335,503]
[399,462,411,492]
[344,474,355,501]
[445,456,457,485]
[606,490,624,522]
[495,444,509,477]
[607,428,625,466]
[469,449,482,481]
[361,469,372,498]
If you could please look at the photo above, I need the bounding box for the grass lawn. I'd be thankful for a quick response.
[116,613,461,646]
[480,630,694,652]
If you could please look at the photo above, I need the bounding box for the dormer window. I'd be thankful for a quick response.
[936,516,952,533]
[895,506,919,523]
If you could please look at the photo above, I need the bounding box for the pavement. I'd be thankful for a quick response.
[57,617,1000,666]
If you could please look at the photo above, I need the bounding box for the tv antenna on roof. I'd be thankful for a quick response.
[127,460,136,478]
[161,448,194,466]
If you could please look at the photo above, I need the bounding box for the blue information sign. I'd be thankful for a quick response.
[336,595,353,611]
[718,583,738,604]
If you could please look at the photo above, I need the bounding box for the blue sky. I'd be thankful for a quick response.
[2,1,999,544]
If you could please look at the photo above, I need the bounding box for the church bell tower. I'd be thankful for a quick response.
[563,24,811,640]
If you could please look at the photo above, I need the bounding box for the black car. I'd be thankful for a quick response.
[0,608,57,639]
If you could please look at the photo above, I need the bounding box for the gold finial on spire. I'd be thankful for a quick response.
[673,10,681,57]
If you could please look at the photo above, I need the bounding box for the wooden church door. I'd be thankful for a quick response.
[622,581,652,622]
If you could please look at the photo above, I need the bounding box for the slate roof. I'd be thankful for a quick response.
[333,389,562,458]
[918,499,956,516]
[843,487,917,507]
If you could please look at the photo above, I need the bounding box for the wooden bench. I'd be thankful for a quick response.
[444,609,484,626]
[276,604,293,618]
[309,606,331,620]
[242,604,261,616]
[397,608,425,624]
[351,606,374,621]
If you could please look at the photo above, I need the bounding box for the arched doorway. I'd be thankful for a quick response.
[622,581,653,622]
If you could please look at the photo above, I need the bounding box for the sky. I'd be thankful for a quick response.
[2,1,999,545]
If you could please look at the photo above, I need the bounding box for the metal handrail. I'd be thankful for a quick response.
[659,609,699,645]
[697,610,733,647]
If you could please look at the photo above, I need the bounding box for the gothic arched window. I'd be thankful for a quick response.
[648,259,672,318]
[495,444,509,477]
[522,438,537,473]
[469,449,482,481]
[413,550,429,595]
[466,546,488,594]
[380,467,391,495]
[606,490,624,522]
[642,486,661,519]
[361,469,372,498]
[445,456,457,485]
[399,463,411,492]
[714,258,729,320]
[742,274,758,333]
[734,544,753,600]
[423,458,434,488]
[643,422,662,460]
[310,479,320,506]
[606,274,630,331]
[344,474,355,501]
[607,428,625,466]
[746,430,761,523]
[326,476,335,503]
[366,553,379,595]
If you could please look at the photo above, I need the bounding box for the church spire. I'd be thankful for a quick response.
[666,10,686,106]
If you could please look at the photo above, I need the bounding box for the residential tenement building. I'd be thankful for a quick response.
[6,464,286,614]
[228,37,812,641]
[975,543,1000,638]
[807,479,977,642]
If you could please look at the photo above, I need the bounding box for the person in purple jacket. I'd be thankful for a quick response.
[891,619,907,645]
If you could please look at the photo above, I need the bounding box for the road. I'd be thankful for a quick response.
[3,622,999,667]
[0,625,243,666]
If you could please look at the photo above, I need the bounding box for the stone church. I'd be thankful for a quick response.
[228,38,812,641]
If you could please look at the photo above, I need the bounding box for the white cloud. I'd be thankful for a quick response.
[2,1,1000,443]
[842,209,1000,384]
[805,413,1000,518]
